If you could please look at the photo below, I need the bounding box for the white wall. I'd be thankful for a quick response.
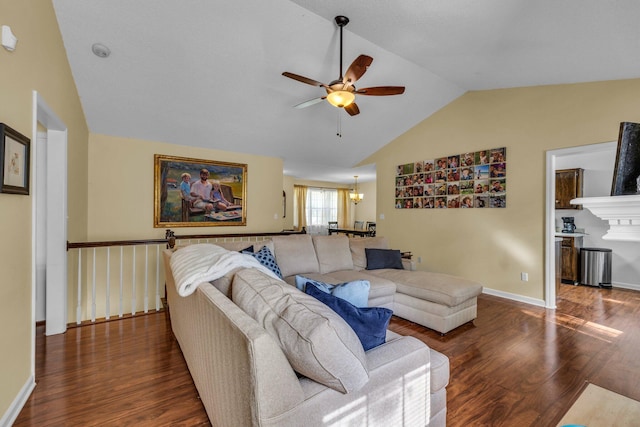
[556,145,640,288]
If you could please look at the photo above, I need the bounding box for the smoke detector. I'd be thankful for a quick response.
[91,43,111,58]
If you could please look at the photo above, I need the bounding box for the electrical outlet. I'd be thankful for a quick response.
[521,272,529,282]
[417,256,422,263]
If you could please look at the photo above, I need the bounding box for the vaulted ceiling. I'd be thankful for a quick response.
[52,0,640,183]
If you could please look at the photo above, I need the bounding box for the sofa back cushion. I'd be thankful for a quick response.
[312,235,354,273]
[232,268,369,394]
[209,240,274,254]
[349,236,389,270]
[271,235,319,277]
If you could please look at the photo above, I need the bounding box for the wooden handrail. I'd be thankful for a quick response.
[67,239,168,250]
[166,227,306,248]
[67,227,307,250]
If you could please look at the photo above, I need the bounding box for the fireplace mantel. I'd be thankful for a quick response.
[571,195,640,242]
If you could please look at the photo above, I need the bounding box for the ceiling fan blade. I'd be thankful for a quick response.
[342,55,373,86]
[344,102,360,116]
[355,86,406,96]
[293,97,325,109]
[282,72,328,88]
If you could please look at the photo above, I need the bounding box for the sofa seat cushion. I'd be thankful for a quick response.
[272,235,320,277]
[429,349,450,392]
[287,271,397,303]
[367,269,482,307]
[232,268,369,394]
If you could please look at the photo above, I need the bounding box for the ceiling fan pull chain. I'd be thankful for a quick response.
[337,110,342,138]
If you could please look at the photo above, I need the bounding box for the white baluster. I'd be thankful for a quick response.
[91,248,96,322]
[144,245,149,313]
[76,249,82,325]
[119,246,124,318]
[155,245,161,310]
[132,246,136,316]
[105,247,111,320]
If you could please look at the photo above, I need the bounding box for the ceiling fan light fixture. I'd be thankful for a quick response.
[326,90,355,108]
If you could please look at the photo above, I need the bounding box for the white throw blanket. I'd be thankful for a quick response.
[170,243,281,296]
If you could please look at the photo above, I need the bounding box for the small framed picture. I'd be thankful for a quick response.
[0,123,30,195]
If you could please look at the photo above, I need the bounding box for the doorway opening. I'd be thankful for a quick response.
[544,141,616,308]
[31,91,68,348]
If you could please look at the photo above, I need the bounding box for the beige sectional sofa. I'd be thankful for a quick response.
[163,234,482,426]
[164,247,450,426]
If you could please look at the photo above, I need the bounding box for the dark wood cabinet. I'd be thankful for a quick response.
[560,236,582,284]
[555,168,583,209]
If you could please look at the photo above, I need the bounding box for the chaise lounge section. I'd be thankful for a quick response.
[271,234,483,334]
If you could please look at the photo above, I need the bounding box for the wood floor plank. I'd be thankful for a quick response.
[14,283,640,426]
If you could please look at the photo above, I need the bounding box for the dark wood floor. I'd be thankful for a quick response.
[14,284,640,426]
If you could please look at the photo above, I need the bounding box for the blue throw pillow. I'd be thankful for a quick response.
[365,248,404,270]
[243,246,282,278]
[305,283,392,351]
[294,275,370,308]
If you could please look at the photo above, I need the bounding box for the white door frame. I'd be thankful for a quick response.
[544,141,616,308]
[31,91,68,354]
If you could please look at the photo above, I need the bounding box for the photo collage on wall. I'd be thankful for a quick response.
[395,148,507,209]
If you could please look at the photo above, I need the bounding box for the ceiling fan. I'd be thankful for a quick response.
[282,15,405,117]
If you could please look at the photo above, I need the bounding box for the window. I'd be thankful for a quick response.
[304,187,337,235]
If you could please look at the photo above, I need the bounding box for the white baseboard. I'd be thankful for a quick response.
[483,282,640,311]
[612,281,640,291]
[482,288,546,308]
[0,376,35,427]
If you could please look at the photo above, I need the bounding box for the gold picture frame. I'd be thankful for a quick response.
[154,154,247,227]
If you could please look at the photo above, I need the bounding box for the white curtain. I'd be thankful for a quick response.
[305,188,338,235]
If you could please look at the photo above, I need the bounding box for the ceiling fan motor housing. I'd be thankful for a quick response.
[335,15,349,27]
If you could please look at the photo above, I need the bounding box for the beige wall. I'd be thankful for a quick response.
[87,134,286,240]
[0,0,88,419]
[72,135,288,322]
[283,175,295,229]
[353,180,376,225]
[366,79,640,301]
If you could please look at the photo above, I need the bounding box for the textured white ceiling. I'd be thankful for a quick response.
[52,0,640,183]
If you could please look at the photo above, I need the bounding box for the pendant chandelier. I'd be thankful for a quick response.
[349,176,364,204]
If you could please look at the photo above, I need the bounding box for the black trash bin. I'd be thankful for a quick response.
[580,248,612,288]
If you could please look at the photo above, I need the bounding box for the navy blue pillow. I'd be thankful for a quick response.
[365,248,404,270]
[243,246,282,278]
[305,283,392,351]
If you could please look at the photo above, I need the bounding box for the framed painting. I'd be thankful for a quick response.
[154,154,247,227]
[0,123,30,195]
